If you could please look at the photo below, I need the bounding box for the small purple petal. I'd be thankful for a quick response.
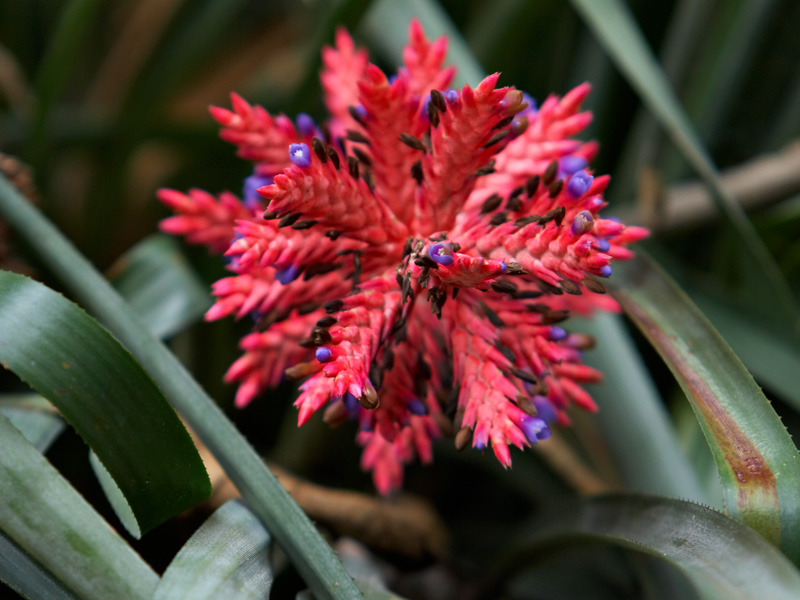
[559,155,588,175]
[444,89,459,103]
[521,92,538,114]
[566,170,594,199]
[428,242,454,265]
[296,113,316,137]
[275,264,300,284]
[315,347,333,362]
[407,398,428,415]
[343,392,359,411]
[532,395,557,424]
[549,326,567,341]
[599,265,613,278]
[570,210,594,236]
[520,416,550,443]
[243,174,273,209]
[594,238,610,252]
[289,143,311,168]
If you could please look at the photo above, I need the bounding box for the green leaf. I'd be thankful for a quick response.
[574,313,706,502]
[612,254,800,562]
[569,0,800,329]
[0,411,159,599]
[0,157,361,600]
[0,529,77,600]
[0,394,64,452]
[0,270,211,537]
[155,500,273,600]
[500,494,800,600]
[107,234,211,339]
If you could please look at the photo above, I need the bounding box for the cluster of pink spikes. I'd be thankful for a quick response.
[158,21,647,494]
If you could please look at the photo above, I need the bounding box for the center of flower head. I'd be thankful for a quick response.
[157,19,649,495]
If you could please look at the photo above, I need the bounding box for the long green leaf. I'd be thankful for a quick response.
[0,270,210,537]
[108,234,210,339]
[155,500,273,600]
[498,494,800,600]
[0,411,159,599]
[0,530,77,600]
[0,394,64,452]
[574,313,706,502]
[569,0,800,329]
[0,173,361,599]
[612,254,800,562]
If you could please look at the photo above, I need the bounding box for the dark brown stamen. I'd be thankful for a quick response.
[481,303,506,327]
[525,175,540,197]
[541,309,570,324]
[348,105,367,127]
[543,160,558,184]
[427,101,440,127]
[402,237,414,258]
[506,197,523,212]
[482,129,509,149]
[506,262,529,276]
[430,89,446,112]
[298,301,321,315]
[491,115,514,130]
[291,219,317,230]
[347,156,360,179]
[491,280,518,295]
[455,427,472,451]
[480,193,503,214]
[582,277,607,294]
[327,147,340,169]
[548,179,564,198]
[509,365,538,384]
[353,146,372,166]
[278,213,302,228]
[494,341,515,362]
[398,132,428,153]
[536,279,563,295]
[325,230,343,240]
[489,212,508,226]
[558,279,582,295]
[345,129,370,145]
[316,315,337,328]
[312,137,328,163]
[411,160,424,185]
[474,160,496,177]
[263,210,279,220]
[512,290,544,300]
[323,299,344,313]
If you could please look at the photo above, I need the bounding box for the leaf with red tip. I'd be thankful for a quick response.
[613,254,800,563]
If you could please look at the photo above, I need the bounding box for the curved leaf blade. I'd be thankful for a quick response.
[0,270,211,536]
[0,411,159,600]
[569,0,800,328]
[154,500,273,600]
[503,494,800,600]
[0,394,64,452]
[108,234,210,339]
[0,173,363,599]
[613,255,800,562]
[0,529,77,600]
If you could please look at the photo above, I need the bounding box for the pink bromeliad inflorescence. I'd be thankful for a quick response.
[158,21,648,495]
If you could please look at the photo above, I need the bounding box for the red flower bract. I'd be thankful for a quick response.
[158,20,648,494]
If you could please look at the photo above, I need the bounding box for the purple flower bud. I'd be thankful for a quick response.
[343,392,359,411]
[407,398,428,415]
[315,347,333,362]
[549,326,567,341]
[599,265,613,278]
[275,264,300,284]
[566,170,594,199]
[520,416,550,443]
[444,89,459,103]
[289,143,311,168]
[594,238,610,252]
[521,92,538,115]
[296,113,316,137]
[570,210,594,236]
[559,155,587,175]
[428,242,455,265]
[243,173,273,209]
[532,395,557,424]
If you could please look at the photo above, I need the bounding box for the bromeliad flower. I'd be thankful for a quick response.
[159,21,648,494]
